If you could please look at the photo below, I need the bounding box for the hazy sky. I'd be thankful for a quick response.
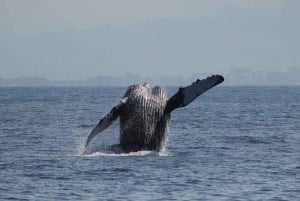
[0,0,299,80]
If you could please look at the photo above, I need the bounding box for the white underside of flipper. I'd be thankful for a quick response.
[85,97,128,147]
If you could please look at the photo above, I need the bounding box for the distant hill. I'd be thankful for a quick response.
[0,74,188,87]
[1,68,299,87]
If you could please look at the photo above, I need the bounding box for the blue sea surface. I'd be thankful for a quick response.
[0,86,299,200]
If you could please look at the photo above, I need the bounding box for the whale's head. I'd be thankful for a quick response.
[123,83,168,103]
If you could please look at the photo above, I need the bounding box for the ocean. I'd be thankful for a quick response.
[0,86,299,200]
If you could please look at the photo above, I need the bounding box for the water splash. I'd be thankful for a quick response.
[78,137,87,156]
[77,136,171,157]
[84,150,153,157]
[158,144,170,157]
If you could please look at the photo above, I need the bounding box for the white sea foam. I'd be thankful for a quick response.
[77,137,170,157]
[84,150,153,157]
[77,136,88,156]
[158,146,170,157]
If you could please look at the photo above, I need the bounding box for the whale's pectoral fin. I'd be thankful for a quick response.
[165,75,224,113]
[85,98,128,147]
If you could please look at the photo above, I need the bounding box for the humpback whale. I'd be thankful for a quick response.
[85,75,224,153]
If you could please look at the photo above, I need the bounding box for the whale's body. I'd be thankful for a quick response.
[119,85,169,152]
[85,75,224,153]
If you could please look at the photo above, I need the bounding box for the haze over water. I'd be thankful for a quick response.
[1,1,300,82]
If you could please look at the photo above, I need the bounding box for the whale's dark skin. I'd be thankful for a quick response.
[85,75,224,153]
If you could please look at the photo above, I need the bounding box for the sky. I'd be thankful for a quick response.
[0,0,299,81]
